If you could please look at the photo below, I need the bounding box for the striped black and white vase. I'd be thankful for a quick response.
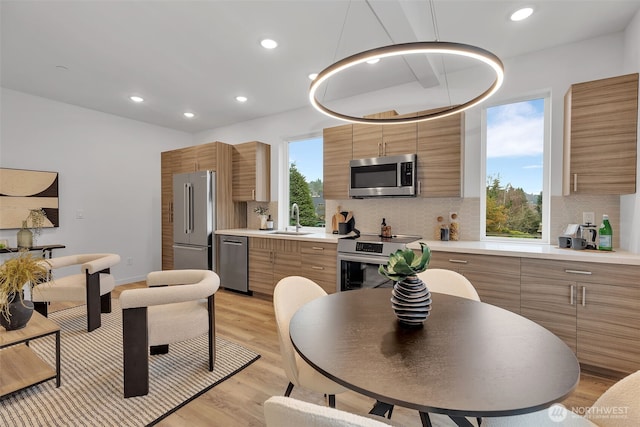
[390,275,432,327]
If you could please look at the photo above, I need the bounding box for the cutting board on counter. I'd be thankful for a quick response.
[331,206,345,233]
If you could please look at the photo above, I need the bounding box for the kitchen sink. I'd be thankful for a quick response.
[269,230,313,236]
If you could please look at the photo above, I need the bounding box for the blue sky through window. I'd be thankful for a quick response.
[289,136,323,182]
[486,98,544,195]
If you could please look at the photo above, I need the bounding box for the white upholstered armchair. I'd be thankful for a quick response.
[32,253,121,332]
[119,269,219,398]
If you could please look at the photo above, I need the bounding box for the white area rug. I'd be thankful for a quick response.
[0,300,260,426]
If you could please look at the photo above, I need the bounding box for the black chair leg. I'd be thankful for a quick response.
[284,382,294,397]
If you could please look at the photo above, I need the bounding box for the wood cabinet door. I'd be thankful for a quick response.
[564,73,638,195]
[300,242,337,294]
[272,239,301,285]
[233,141,271,202]
[352,124,382,159]
[577,282,640,373]
[194,142,217,171]
[426,252,520,313]
[248,238,274,296]
[381,123,417,156]
[323,125,352,200]
[521,276,578,353]
[161,150,179,270]
[416,112,463,197]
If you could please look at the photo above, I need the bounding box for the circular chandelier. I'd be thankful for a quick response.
[308,41,504,125]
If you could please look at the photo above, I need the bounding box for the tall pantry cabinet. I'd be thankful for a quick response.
[161,141,243,270]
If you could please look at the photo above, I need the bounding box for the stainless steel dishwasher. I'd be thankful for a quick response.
[218,235,250,294]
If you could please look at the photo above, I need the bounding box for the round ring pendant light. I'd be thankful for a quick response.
[308,41,504,124]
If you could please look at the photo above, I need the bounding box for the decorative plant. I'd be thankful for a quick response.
[253,205,269,216]
[378,242,431,282]
[24,208,47,243]
[0,250,50,322]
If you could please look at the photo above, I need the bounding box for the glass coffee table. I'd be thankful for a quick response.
[0,311,61,397]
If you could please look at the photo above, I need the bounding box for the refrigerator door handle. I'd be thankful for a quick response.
[172,244,208,251]
[183,183,189,234]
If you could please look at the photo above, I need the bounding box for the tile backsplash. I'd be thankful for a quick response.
[247,194,620,247]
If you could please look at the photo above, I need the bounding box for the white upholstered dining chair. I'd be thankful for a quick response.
[417,268,480,301]
[119,269,219,398]
[273,276,348,408]
[32,253,121,332]
[264,396,397,427]
[482,370,640,427]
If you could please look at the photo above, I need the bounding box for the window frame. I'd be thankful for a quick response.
[278,132,326,233]
[480,92,551,244]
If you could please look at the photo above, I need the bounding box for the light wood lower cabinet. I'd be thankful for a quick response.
[521,259,640,374]
[300,241,337,294]
[248,238,337,296]
[428,251,521,314]
[248,237,301,296]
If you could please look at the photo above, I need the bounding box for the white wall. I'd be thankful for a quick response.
[620,9,640,253]
[0,89,193,283]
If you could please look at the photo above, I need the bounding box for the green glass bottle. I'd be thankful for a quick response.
[598,214,613,251]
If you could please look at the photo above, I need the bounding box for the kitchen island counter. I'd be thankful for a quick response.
[408,240,640,266]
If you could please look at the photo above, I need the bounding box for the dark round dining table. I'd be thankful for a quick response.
[289,288,580,426]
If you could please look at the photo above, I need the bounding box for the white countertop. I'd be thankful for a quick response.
[215,229,640,266]
[408,240,640,266]
[215,228,343,243]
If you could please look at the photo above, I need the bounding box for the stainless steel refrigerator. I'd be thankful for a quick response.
[173,171,216,270]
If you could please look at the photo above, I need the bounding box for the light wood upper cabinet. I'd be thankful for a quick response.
[232,141,271,202]
[416,111,464,198]
[352,113,417,159]
[563,73,638,195]
[323,124,352,200]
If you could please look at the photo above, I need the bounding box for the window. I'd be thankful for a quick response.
[482,96,550,241]
[282,135,325,228]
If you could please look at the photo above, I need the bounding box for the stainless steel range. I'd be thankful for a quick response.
[337,233,422,291]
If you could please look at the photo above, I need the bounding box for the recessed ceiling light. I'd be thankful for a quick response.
[129,95,144,103]
[183,112,195,119]
[260,39,278,49]
[235,96,248,103]
[308,73,318,80]
[366,58,380,65]
[510,7,534,21]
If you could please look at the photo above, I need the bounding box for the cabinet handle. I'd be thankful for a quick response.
[581,286,586,307]
[383,142,387,155]
[311,266,324,270]
[573,174,578,192]
[252,189,255,200]
[377,142,382,157]
[417,180,421,195]
[564,269,592,275]
[448,259,468,264]
[311,247,324,251]
[570,285,575,305]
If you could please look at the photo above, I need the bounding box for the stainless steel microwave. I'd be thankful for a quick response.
[349,154,417,198]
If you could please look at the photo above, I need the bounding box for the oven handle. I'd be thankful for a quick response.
[337,253,389,265]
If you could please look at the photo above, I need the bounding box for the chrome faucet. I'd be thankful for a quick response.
[291,203,301,233]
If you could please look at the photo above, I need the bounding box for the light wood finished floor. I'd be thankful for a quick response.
[49,283,619,426]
